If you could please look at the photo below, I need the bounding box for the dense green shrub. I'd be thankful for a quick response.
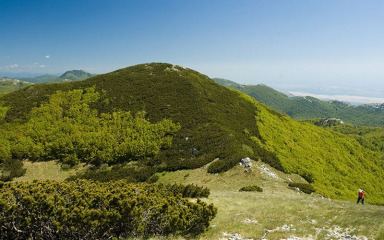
[254,101,384,203]
[10,87,180,166]
[288,182,315,194]
[0,180,217,239]
[239,185,263,192]
[0,159,26,181]
[146,174,159,183]
[207,152,243,174]
[165,183,210,198]
[0,138,11,162]
[310,122,384,155]
[299,171,315,184]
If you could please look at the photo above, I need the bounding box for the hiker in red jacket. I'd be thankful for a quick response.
[357,189,365,205]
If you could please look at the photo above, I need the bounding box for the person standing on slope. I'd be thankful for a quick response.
[357,189,365,205]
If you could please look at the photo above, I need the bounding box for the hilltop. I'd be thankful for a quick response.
[1,63,384,204]
[1,63,265,173]
[58,70,94,81]
[213,78,384,126]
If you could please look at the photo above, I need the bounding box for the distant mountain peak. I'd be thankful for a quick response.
[59,70,93,80]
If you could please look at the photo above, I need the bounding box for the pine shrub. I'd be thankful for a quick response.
[0,180,217,239]
[288,182,315,194]
[0,159,26,181]
[165,183,210,198]
[239,185,263,192]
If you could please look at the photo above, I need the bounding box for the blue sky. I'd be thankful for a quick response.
[1,0,384,103]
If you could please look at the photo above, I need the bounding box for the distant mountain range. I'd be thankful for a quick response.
[19,74,59,83]
[213,78,384,127]
[0,70,95,95]
[20,70,95,83]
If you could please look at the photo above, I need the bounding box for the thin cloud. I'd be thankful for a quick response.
[40,65,46,68]
[4,64,19,69]
[0,64,18,70]
[45,55,50,59]
[289,92,384,104]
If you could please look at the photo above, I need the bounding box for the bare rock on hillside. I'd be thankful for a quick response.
[240,157,252,168]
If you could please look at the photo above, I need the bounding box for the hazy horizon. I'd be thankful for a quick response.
[2,67,384,105]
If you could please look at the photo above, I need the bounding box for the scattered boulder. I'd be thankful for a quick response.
[240,157,252,168]
[221,232,253,240]
[289,186,300,192]
[258,164,279,179]
[276,224,295,232]
[241,219,258,224]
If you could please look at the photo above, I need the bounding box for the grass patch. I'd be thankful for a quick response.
[14,160,86,182]
[157,161,384,240]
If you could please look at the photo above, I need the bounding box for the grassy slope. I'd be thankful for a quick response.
[213,78,384,126]
[252,99,384,203]
[14,161,87,182]
[157,162,384,240]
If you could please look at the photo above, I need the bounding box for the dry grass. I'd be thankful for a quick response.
[14,160,86,182]
[157,161,384,240]
[15,159,384,239]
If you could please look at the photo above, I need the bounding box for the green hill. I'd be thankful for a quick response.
[213,78,384,126]
[0,78,33,95]
[1,63,267,174]
[57,70,94,82]
[1,63,384,203]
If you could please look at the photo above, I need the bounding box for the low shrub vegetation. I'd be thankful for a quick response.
[254,101,384,203]
[239,185,263,192]
[288,182,315,194]
[0,180,216,240]
[0,159,26,181]
[166,183,210,198]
